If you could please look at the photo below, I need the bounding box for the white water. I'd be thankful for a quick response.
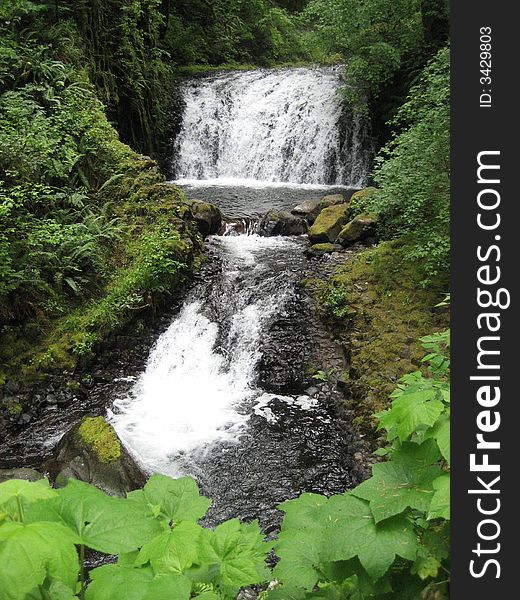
[110,235,304,475]
[173,66,370,186]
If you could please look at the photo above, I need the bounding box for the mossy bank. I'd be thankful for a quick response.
[316,240,449,442]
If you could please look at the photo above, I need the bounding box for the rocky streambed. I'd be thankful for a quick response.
[1,185,376,533]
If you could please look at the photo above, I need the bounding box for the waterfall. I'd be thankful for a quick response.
[172,66,371,187]
[109,234,305,476]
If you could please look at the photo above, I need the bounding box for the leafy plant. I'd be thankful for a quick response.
[269,326,450,599]
[363,47,450,283]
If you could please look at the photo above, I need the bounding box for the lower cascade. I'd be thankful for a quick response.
[172,66,372,187]
[109,231,359,527]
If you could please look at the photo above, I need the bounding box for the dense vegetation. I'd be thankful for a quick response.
[351,47,450,283]
[0,1,202,384]
[1,0,450,598]
[0,329,450,599]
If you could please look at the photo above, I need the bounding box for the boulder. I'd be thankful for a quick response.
[43,416,146,497]
[304,243,342,258]
[189,199,222,237]
[260,209,308,236]
[336,213,378,246]
[291,194,347,225]
[291,198,321,224]
[308,204,352,244]
[318,194,346,211]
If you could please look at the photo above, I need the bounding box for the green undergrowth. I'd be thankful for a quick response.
[0,2,207,388]
[1,167,203,384]
[318,240,449,439]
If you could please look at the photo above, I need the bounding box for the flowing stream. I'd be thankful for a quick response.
[109,233,360,527]
[1,66,370,530]
[108,66,370,526]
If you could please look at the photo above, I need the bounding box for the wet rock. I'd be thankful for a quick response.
[18,413,32,425]
[291,198,321,224]
[46,393,58,405]
[257,289,312,394]
[304,243,342,258]
[189,199,222,237]
[308,204,352,244]
[4,380,21,395]
[318,193,345,210]
[292,194,348,225]
[259,209,308,236]
[44,416,146,496]
[336,213,378,246]
[0,467,44,483]
[305,386,319,397]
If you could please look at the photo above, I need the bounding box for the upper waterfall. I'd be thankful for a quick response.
[171,66,371,187]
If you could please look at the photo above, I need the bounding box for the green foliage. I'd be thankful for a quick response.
[320,283,350,320]
[164,0,309,68]
[0,474,268,599]
[0,3,203,381]
[270,326,450,598]
[0,182,122,323]
[303,0,449,109]
[356,47,450,283]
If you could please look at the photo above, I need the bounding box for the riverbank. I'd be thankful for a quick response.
[309,239,449,444]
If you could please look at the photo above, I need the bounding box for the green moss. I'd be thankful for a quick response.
[2,158,205,383]
[308,204,351,243]
[5,399,22,416]
[310,243,337,252]
[77,417,122,463]
[318,240,449,441]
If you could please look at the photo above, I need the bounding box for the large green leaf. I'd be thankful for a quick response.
[273,530,326,590]
[0,478,57,519]
[427,474,450,521]
[136,521,203,574]
[276,493,417,582]
[322,494,417,579]
[85,564,154,600]
[24,478,161,554]
[426,414,450,464]
[352,445,442,522]
[142,475,212,524]
[278,493,328,531]
[0,521,79,600]
[378,390,445,442]
[197,518,269,596]
[86,564,192,600]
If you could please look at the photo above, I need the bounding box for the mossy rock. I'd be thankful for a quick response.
[189,199,222,237]
[78,416,122,463]
[292,194,348,225]
[44,416,146,496]
[291,198,321,224]
[261,209,308,236]
[317,194,345,211]
[336,213,378,246]
[318,241,449,442]
[349,187,377,211]
[308,204,352,244]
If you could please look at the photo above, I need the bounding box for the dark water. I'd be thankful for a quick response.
[175,180,356,218]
